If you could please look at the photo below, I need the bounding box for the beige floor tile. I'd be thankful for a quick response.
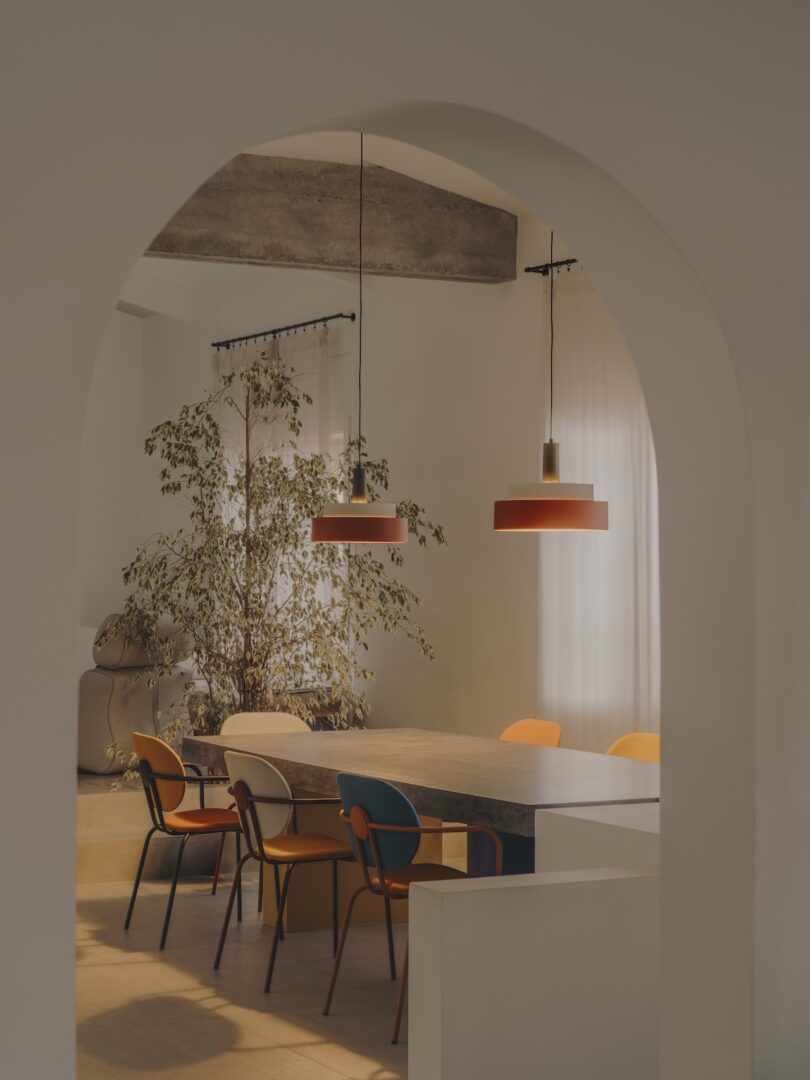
[77,879,406,1080]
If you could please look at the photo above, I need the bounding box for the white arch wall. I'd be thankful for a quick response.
[2,4,809,1077]
[347,102,753,1079]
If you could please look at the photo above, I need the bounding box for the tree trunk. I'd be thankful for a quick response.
[241,386,253,711]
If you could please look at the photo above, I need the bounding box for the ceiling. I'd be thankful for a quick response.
[121,133,535,318]
[248,131,531,217]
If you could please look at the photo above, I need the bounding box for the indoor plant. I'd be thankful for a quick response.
[101,348,445,760]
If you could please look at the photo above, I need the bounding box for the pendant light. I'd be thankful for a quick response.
[311,134,407,545]
[493,232,608,532]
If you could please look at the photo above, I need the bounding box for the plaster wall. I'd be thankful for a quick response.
[79,311,142,627]
[3,3,807,1077]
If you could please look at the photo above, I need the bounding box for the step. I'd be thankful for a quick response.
[76,829,242,885]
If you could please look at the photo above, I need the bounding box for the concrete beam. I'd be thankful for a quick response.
[147,154,517,284]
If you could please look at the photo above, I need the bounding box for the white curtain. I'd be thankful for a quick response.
[537,270,660,752]
[213,325,339,461]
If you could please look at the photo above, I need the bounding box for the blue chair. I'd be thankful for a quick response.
[323,773,502,1044]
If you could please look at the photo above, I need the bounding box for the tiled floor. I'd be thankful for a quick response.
[76,876,407,1079]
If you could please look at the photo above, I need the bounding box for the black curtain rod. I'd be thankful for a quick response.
[524,258,579,276]
[211,312,356,351]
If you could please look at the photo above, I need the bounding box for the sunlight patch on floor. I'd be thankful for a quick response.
[76,879,406,1080]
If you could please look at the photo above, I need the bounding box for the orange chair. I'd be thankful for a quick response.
[125,732,242,949]
[606,731,660,763]
[499,718,562,748]
[214,751,355,993]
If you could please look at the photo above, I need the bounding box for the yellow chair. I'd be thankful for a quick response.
[606,731,660,763]
[499,718,562,748]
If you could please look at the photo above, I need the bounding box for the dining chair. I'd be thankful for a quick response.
[324,773,503,1044]
[126,732,242,950]
[220,711,311,736]
[499,717,562,747]
[606,731,660,763]
[214,750,355,993]
[213,710,311,903]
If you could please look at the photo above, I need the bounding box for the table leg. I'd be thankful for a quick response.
[467,829,534,876]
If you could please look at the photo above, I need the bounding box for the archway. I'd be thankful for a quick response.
[4,101,754,1080]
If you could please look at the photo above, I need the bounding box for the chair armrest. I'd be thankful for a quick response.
[346,816,504,876]
[149,769,229,809]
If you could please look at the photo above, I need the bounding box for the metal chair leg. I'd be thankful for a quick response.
[384,896,397,979]
[235,832,243,922]
[273,863,284,941]
[264,864,295,993]
[257,860,264,912]
[159,833,189,950]
[211,832,227,895]
[331,860,339,958]
[213,852,252,969]
[124,826,157,929]
[323,883,368,1015]
[391,942,409,1044]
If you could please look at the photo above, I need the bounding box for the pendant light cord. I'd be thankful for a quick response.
[549,230,555,441]
[357,132,364,465]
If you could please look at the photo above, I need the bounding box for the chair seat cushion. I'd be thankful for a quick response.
[163,808,241,834]
[262,833,354,862]
[372,862,468,897]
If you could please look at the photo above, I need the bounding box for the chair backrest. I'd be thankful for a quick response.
[224,750,292,844]
[337,773,420,872]
[499,718,562,748]
[606,731,660,763]
[131,732,186,812]
[220,711,310,736]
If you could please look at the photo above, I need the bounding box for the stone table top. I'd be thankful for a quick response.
[182,727,660,838]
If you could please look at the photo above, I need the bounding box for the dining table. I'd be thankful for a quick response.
[182,727,660,875]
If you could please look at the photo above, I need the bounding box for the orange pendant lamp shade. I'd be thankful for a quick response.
[312,509,408,544]
[312,467,407,544]
[494,443,608,532]
[494,490,608,531]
